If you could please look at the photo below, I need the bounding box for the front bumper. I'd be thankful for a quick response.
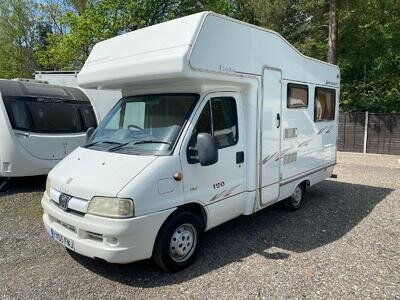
[42,193,175,264]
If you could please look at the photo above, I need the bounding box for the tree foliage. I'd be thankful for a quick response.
[0,0,399,112]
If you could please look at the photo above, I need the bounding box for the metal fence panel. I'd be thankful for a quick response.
[338,112,400,155]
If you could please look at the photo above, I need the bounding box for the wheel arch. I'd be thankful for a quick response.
[152,202,208,253]
[176,202,208,231]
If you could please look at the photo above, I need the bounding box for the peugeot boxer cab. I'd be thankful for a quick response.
[42,12,339,272]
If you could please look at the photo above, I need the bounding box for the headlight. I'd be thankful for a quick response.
[45,177,51,197]
[87,197,134,218]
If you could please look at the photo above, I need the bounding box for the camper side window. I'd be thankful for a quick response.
[187,97,238,164]
[314,87,336,122]
[287,83,308,108]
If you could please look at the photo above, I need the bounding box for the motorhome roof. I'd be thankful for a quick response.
[78,11,340,90]
[0,79,90,101]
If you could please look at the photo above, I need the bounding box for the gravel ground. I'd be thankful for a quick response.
[0,152,399,299]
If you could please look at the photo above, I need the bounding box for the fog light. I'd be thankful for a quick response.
[106,237,118,246]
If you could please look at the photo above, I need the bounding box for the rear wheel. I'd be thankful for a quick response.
[283,184,303,211]
[153,211,203,272]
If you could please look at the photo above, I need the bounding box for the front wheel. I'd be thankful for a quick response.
[152,211,203,272]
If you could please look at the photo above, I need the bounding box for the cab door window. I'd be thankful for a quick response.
[187,97,238,164]
[211,97,238,148]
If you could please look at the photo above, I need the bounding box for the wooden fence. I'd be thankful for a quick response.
[338,112,400,155]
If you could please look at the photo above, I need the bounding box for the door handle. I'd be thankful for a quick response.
[236,151,244,164]
[276,113,281,128]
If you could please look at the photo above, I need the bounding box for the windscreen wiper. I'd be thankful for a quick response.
[85,140,123,148]
[134,140,171,145]
[108,140,171,152]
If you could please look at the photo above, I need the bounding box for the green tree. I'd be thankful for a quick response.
[0,0,41,78]
[339,0,400,112]
[38,0,234,70]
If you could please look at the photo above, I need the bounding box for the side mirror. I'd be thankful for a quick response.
[197,133,218,166]
[86,127,95,143]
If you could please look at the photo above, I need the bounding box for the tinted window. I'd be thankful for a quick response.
[27,102,83,133]
[287,83,308,108]
[314,88,336,122]
[188,97,238,164]
[4,101,31,130]
[79,105,97,129]
[3,97,97,133]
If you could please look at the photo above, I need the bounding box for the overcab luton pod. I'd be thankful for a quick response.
[0,79,98,186]
[42,12,340,272]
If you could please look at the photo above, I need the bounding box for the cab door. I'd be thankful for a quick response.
[180,92,245,228]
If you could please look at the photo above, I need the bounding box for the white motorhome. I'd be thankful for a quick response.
[42,12,339,272]
[0,79,98,188]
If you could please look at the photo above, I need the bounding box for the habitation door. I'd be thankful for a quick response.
[260,68,282,205]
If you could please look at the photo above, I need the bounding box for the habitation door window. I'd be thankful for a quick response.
[314,87,336,122]
[287,83,308,108]
[187,97,238,164]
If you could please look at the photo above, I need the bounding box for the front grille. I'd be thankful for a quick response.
[51,200,85,217]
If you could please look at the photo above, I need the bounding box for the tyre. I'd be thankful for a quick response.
[283,184,303,211]
[153,210,203,272]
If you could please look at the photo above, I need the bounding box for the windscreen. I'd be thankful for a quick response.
[3,96,97,133]
[87,93,198,155]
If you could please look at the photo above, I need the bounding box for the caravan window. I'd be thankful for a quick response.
[4,97,97,133]
[287,83,308,108]
[5,101,32,130]
[187,97,238,164]
[79,105,97,129]
[314,87,336,122]
[26,102,83,133]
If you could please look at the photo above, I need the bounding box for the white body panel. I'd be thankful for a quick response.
[43,12,340,264]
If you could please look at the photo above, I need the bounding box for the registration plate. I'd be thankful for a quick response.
[50,228,75,250]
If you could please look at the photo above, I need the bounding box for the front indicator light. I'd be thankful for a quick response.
[87,197,134,218]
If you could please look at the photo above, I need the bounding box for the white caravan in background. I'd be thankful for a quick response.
[42,12,340,272]
[0,79,98,188]
[35,71,121,120]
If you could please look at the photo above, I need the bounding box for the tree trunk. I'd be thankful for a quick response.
[327,0,338,64]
